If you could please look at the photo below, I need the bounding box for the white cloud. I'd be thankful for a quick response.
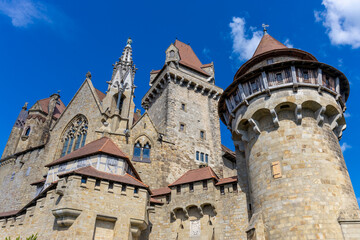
[341,142,352,152]
[284,39,294,48]
[344,112,350,118]
[315,0,360,48]
[0,0,51,27]
[229,17,263,61]
[202,48,211,60]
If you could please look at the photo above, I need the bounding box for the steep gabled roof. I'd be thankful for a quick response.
[37,97,66,119]
[168,167,219,187]
[221,144,236,161]
[45,137,128,167]
[174,40,211,77]
[252,33,287,57]
[216,176,237,186]
[94,88,106,101]
[59,166,148,188]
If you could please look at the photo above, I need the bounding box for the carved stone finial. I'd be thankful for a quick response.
[86,71,92,79]
[127,37,132,46]
[23,102,28,110]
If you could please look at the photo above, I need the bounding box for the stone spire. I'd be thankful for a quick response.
[119,38,133,65]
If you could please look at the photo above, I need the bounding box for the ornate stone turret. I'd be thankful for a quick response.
[102,38,137,133]
[219,31,359,239]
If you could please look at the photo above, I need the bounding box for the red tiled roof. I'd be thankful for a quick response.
[95,88,106,101]
[253,33,287,57]
[150,69,161,74]
[45,137,128,167]
[201,63,213,68]
[150,197,164,205]
[151,187,171,196]
[38,97,66,119]
[174,40,210,77]
[169,167,219,187]
[30,178,46,186]
[59,166,148,188]
[216,176,237,186]
[0,210,19,218]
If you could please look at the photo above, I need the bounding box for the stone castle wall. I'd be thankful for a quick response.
[0,175,149,240]
[148,180,248,240]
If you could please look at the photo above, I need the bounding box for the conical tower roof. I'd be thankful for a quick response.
[252,32,287,57]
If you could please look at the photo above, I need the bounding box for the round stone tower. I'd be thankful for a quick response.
[219,31,360,239]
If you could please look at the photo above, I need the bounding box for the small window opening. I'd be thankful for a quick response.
[200,131,205,140]
[181,103,186,111]
[25,127,31,136]
[176,185,181,194]
[267,59,274,64]
[122,184,127,192]
[10,172,15,181]
[180,123,185,132]
[200,153,204,162]
[189,183,194,192]
[205,154,209,163]
[169,50,175,58]
[134,187,139,194]
[233,183,238,192]
[196,151,200,161]
[276,73,283,82]
[95,179,100,187]
[166,195,171,204]
[108,182,114,190]
[220,185,225,195]
[203,180,208,190]
[303,71,309,80]
[81,176,87,184]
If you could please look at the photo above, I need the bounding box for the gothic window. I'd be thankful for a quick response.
[142,143,151,162]
[60,115,88,157]
[132,141,151,163]
[133,142,142,161]
[169,50,175,58]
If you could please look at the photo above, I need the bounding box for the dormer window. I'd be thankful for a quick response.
[267,58,274,64]
[169,50,175,58]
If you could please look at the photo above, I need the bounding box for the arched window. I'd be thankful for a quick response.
[133,142,142,161]
[132,139,151,163]
[142,143,151,162]
[60,115,88,157]
[25,127,31,136]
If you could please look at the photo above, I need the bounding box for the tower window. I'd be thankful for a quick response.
[121,184,127,192]
[303,71,309,81]
[233,183,238,192]
[205,154,209,163]
[181,103,186,111]
[200,131,205,140]
[176,185,181,194]
[134,187,139,194]
[196,151,200,161]
[200,153,204,162]
[267,59,274,64]
[179,123,185,132]
[189,183,194,192]
[25,127,31,136]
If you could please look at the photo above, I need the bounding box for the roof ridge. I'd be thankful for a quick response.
[98,138,110,152]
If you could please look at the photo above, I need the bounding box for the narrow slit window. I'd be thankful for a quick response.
[108,182,114,190]
[196,151,199,161]
[189,183,194,192]
[220,186,225,195]
[67,137,74,155]
[200,131,205,140]
[203,180,208,190]
[181,103,186,111]
[122,184,127,192]
[176,185,181,194]
[180,123,185,132]
[205,154,209,163]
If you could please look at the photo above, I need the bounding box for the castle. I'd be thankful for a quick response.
[0,31,359,239]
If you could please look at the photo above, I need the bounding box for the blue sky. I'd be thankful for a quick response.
[0,0,359,202]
